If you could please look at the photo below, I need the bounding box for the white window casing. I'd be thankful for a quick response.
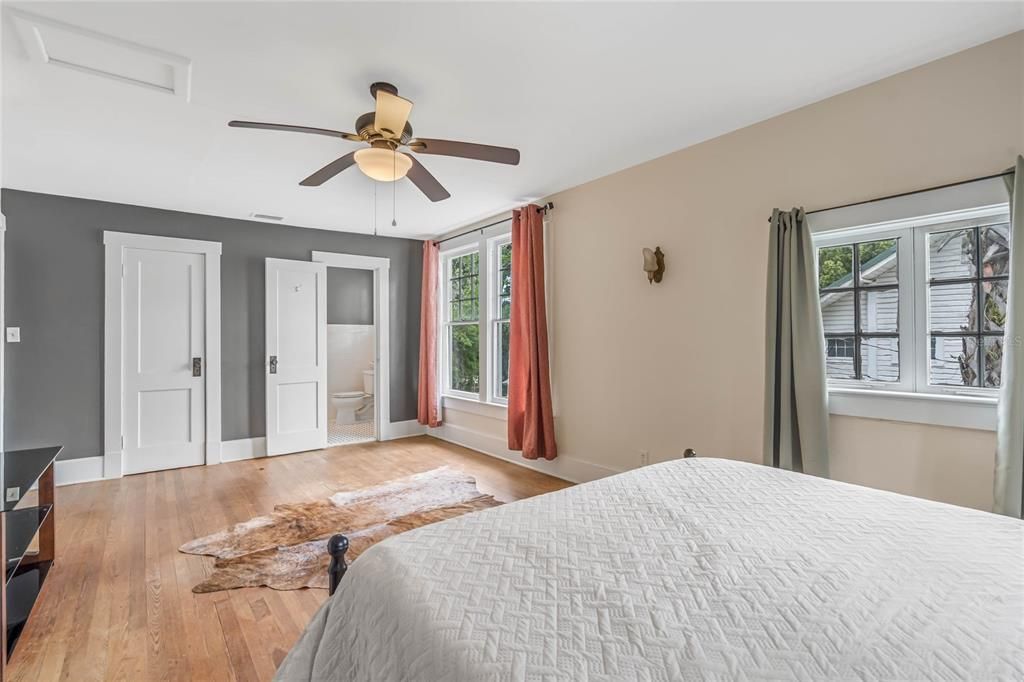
[810,175,1009,431]
[439,218,513,411]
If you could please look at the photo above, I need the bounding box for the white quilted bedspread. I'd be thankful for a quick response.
[275,458,1024,681]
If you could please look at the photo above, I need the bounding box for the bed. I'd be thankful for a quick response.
[275,456,1024,681]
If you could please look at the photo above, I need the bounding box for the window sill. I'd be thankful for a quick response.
[827,387,997,431]
[442,395,508,420]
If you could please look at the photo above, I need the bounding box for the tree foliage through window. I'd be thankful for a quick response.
[818,240,895,289]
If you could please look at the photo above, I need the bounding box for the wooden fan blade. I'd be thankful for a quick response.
[374,91,413,140]
[300,152,358,186]
[406,156,451,202]
[229,121,361,141]
[408,138,519,165]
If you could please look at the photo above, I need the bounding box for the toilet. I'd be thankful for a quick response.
[330,367,375,425]
[330,391,365,425]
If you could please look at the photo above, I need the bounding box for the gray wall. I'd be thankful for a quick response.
[1,189,422,460]
[327,267,374,325]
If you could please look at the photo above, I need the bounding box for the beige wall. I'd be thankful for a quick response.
[441,32,1023,509]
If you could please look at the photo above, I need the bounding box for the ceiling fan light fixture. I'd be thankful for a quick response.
[354,147,412,182]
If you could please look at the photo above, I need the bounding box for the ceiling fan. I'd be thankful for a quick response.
[228,82,520,202]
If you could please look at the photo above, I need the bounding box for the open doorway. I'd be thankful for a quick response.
[312,251,391,446]
[326,266,376,446]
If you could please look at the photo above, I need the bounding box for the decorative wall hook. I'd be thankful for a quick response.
[642,247,665,284]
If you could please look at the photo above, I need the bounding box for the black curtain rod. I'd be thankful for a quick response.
[769,167,1014,223]
[435,202,554,245]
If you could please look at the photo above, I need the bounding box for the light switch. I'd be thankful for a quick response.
[6,327,20,343]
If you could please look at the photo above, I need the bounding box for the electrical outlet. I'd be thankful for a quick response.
[639,450,650,467]
[6,487,20,503]
[6,327,20,343]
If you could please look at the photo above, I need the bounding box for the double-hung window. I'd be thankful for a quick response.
[814,200,1010,425]
[440,222,514,406]
[444,249,480,396]
[818,236,903,385]
[491,237,512,401]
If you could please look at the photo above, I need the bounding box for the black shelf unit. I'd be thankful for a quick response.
[5,505,52,582]
[3,447,61,512]
[1,445,60,676]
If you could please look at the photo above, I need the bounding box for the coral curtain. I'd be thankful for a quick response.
[417,241,442,427]
[763,207,830,478]
[994,155,1023,518]
[507,205,557,460]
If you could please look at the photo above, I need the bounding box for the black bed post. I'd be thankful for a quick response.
[327,534,349,596]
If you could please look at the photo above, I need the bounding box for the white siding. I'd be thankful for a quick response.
[928,230,983,386]
[821,255,899,382]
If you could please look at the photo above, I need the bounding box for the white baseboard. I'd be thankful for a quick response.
[49,425,618,487]
[54,455,105,487]
[428,423,622,484]
[221,422,423,461]
[51,424,431,485]
[221,437,267,462]
[381,419,427,441]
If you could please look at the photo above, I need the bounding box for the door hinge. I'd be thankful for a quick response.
[121,435,124,449]
[121,262,125,278]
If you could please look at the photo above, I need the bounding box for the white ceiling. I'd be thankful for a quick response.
[3,2,1021,239]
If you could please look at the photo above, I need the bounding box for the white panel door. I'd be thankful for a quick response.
[123,248,206,474]
[265,258,327,456]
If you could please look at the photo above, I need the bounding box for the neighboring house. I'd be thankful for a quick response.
[820,231,992,386]
[820,245,901,382]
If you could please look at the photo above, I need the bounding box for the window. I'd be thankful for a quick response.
[819,238,900,382]
[814,205,1010,398]
[826,337,854,359]
[445,250,480,395]
[440,222,515,405]
[926,224,1009,388]
[492,239,512,400]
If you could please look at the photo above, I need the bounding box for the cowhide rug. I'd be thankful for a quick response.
[180,467,501,593]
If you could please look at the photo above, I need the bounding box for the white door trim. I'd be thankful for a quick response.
[0,214,6,495]
[310,251,391,438]
[103,231,222,478]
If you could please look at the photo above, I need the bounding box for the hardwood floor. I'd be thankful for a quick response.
[7,436,571,682]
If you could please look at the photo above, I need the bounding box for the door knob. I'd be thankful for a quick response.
[269,355,278,374]
[192,357,202,377]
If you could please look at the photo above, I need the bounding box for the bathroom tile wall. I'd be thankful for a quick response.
[327,324,375,397]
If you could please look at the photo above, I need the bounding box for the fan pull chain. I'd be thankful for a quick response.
[373,179,378,236]
[392,151,398,227]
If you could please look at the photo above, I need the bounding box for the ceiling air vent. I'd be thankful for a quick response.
[9,9,192,100]
[249,212,285,222]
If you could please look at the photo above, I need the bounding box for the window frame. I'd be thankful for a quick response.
[488,234,512,405]
[914,214,1011,395]
[815,225,915,394]
[826,337,854,359]
[813,204,1010,402]
[438,219,514,409]
[441,245,482,400]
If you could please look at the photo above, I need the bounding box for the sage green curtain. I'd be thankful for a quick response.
[764,208,830,478]
[994,155,1024,518]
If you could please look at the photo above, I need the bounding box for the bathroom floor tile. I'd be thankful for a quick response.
[328,420,375,446]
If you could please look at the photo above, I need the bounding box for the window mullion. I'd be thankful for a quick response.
[476,237,488,403]
[974,227,984,387]
[852,243,862,380]
[905,228,921,391]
